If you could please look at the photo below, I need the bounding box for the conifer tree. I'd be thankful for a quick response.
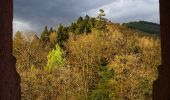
[49,27,54,33]
[40,26,50,44]
[90,17,96,28]
[69,23,77,33]
[57,24,68,46]
[84,23,91,34]
[77,16,83,24]
[84,15,90,21]
[77,22,85,34]
[95,9,107,31]
[84,15,92,34]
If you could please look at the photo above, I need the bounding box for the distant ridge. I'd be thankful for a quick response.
[123,21,160,35]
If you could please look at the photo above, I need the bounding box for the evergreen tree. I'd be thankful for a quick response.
[90,66,114,99]
[84,23,91,34]
[76,15,92,34]
[57,24,68,46]
[77,22,85,34]
[76,16,85,34]
[84,15,90,21]
[84,15,90,26]
[84,15,92,34]
[40,26,50,44]
[77,16,83,24]
[69,23,77,33]
[97,9,105,19]
[90,17,96,28]
[49,27,54,33]
[63,27,69,34]
[95,9,107,31]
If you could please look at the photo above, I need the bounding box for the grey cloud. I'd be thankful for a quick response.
[14,0,113,34]
[110,0,160,23]
[14,0,160,34]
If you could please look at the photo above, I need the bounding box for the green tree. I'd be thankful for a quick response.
[57,24,68,46]
[84,23,91,34]
[76,15,92,34]
[49,27,54,33]
[90,17,96,28]
[84,15,90,21]
[76,16,85,34]
[77,16,83,24]
[69,23,77,33]
[95,9,107,31]
[45,44,65,72]
[84,15,92,34]
[76,22,85,34]
[90,66,114,100]
[40,26,50,44]
[97,9,106,19]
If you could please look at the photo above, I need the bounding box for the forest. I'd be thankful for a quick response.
[123,21,160,35]
[13,9,161,100]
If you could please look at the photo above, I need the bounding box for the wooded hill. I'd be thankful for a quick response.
[123,21,160,35]
[13,10,161,99]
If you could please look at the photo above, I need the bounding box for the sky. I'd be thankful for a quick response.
[13,0,160,34]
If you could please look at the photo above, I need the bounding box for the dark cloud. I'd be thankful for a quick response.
[13,0,159,34]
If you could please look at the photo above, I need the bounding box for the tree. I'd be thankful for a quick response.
[89,66,114,100]
[76,15,92,34]
[45,44,65,72]
[65,31,116,98]
[77,16,83,24]
[84,15,90,21]
[76,22,85,34]
[49,32,57,46]
[13,32,48,70]
[57,24,68,46]
[84,23,91,34]
[14,12,161,100]
[89,17,96,28]
[13,31,24,47]
[97,9,106,19]
[84,15,92,34]
[69,23,77,33]
[40,26,50,44]
[95,9,107,31]
[49,27,54,33]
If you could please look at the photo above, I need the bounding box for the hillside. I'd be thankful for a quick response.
[123,21,160,35]
[13,12,161,99]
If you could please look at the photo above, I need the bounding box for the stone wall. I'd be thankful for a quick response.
[0,0,21,99]
[153,0,170,100]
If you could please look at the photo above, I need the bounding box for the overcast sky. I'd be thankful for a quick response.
[13,0,160,34]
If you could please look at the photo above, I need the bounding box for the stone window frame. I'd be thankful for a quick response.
[0,0,170,99]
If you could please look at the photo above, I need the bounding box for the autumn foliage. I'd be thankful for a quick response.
[13,11,161,99]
